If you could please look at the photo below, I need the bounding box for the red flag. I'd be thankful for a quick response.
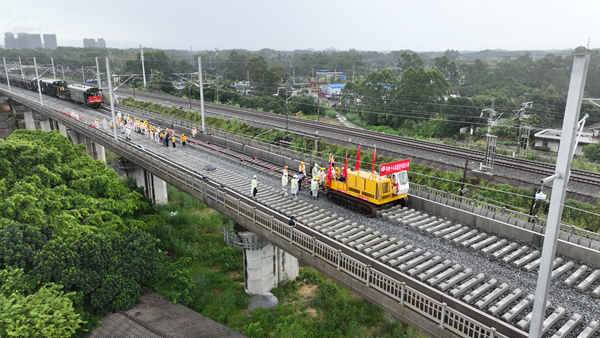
[355,146,361,171]
[326,161,333,185]
[343,152,348,179]
[371,147,377,173]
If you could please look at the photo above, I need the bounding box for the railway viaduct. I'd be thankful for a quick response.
[2,86,600,337]
[0,87,519,338]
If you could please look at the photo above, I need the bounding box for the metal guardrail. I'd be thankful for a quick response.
[2,88,520,338]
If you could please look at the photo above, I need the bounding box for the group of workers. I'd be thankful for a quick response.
[105,112,197,149]
[279,160,332,200]
[251,160,328,201]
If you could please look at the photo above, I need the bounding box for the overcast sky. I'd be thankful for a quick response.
[1,0,598,51]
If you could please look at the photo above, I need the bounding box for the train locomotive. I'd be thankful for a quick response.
[0,75,103,108]
[324,151,410,216]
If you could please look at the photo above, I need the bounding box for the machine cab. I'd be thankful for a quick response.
[391,171,409,196]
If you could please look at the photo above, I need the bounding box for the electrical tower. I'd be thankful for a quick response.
[479,104,502,172]
[515,101,533,157]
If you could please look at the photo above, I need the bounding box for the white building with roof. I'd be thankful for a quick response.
[534,128,598,156]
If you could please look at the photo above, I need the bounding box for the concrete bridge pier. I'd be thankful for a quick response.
[23,110,35,130]
[0,96,16,139]
[225,229,299,295]
[68,131,106,162]
[129,166,169,205]
[82,136,106,162]
[39,118,51,132]
[58,122,68,137]
[89,141,106,162]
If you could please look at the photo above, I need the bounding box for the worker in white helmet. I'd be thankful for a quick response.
[281,171,289,196]
[312,163,319,179]
[310,177,319,200]
[298,161,306,191]
[283,165,289,179]
[251,175,258,199]
[290,175,299,199]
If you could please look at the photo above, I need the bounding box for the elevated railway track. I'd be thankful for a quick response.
[2,86,600,337]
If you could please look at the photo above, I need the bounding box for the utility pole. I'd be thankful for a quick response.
[82,65,85,83]
[95,57,102,89]
[18,56,25,80]
[3,58,11,91]
[316,72,321,121]
[140,45,147,88]
[105,57,118,140]
[33,57,43,105]
[247,69,250,95]
[214,51,219,103]
[529,47,590,338]
[198,56,206,133]
[187,72,191,109]
[50,57,56,80]
[61,65,65,80]
[459,158,469,196]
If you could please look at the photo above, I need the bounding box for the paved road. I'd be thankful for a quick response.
[88,293,245,338]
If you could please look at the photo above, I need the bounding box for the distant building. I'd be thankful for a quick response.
[4,33,16,49]
[315,69,345,82]
[43,34,57,49]
[322,83,345,98]
[534,129,598,156]
[83,38,95,48]
[4,32,56,49]
[18,33,42,49]
[83,38,106,48]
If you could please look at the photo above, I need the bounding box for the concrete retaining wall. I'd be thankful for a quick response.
[409,195,600,268]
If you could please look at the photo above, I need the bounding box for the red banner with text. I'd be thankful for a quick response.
[379,159,410,176]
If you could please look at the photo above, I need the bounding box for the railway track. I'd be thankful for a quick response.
[171,136,600,338]
[5,86,600,337]
[107,103,600,337]
[115,89,600,187]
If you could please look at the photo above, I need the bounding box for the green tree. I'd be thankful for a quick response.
[397,51,424,71]
[584,143,600,162]
[225,50,249,81]
[0,267,84,337]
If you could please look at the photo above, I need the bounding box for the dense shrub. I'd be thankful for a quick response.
[584,143,600,163]
[0,131,163,335]
[0,267,84,337]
